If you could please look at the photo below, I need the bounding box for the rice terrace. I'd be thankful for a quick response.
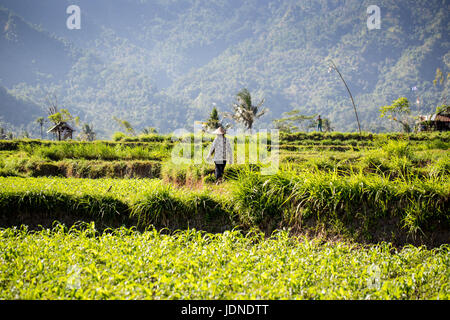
[0,0,449,303]
[0,131,449,300]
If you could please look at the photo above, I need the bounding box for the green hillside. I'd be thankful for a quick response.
[0,0,448,138]
[0,86,44,136]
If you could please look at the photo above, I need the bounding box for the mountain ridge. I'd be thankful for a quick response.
[0,0,448,138]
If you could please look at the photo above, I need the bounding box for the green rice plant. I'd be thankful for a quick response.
[230,169,449,236]
[0,156,162,179]
[346,139,359,146]
[19,142,169,161]
[0,167,21,177]
[0,176,233,232]
[358,145,419,179]
[381,140,413,159]
[231,171,294,227]
[431,140,450,150]
[0,188,129,229]
[329,132,345,140]
[130,182,231,230]
[161,161,219,185]
[389,155,413,179]
[203,173,216,184]
[130,183,183,227]
[0,158,21,177]
[181,190,232,228]
[1,131,449,244]
[138,133,170,142]
[161,162,190,184]
[304,157,337,172]
[427,154,450,179]
[0,156,31,176]
[122,136,140,142]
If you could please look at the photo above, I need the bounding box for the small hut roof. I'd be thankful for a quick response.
[47,122,75,133]
[431,114,450,122]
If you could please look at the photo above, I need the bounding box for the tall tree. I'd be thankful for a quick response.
[35,117,45,139]
[205,106,221,131]
[45,94,59,118]
[141,127,158,134]
[46,94,79,126]
[79,123,96,141]
[225,88,267,132]
[21,130,30,139]
[48,109,79,126]
[435,104,449,115]
[113,116,136,136]
[379,97,413,133]
[433,68,449,105]
[0,127,6,139]
[322,118,334,132]
[273,110,316,133]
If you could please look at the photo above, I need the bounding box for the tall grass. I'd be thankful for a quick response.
[0,157,161,179]
[0,177,231,232]
[130,186,231,231]
[160,162,214,185]
[231,169,449,236]
[19,142,170,161]
[0,173,448,245]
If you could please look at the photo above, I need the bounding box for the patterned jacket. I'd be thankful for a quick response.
[207,135,233,164]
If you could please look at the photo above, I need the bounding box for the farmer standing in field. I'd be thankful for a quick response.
[317,115,323,132]
[206,126,233,183]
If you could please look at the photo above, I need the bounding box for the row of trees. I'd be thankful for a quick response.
[31,93,161,141]
[203,59,358,134]
[0,127,14,140]
[16,66,448,142]
[379,68,449,133]
[203,88,331,133]
[204,89,449,136]
[201,62,449,135]
[380,97,449,133]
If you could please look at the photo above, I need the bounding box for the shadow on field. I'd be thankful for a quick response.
[1,209,449,249]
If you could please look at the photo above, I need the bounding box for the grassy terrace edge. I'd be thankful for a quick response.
[1,173,448,247]
[1,131,449,149]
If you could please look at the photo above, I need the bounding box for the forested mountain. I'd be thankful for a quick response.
[0,0,448,138]
[0,85,43,134]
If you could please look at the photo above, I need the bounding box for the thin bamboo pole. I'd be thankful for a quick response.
[329,60,362,135]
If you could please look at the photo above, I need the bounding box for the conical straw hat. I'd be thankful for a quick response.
[213,126,226,134]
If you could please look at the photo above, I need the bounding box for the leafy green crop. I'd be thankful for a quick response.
[0,225,448,299]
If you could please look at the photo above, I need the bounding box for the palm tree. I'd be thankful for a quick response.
[79,123,96,141]
[0,127,6,139]
[113,116,136,136]
[141,127,158,134]
[35,117,45,139]
[225,88,267,132]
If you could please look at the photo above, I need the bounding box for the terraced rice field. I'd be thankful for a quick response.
[0,132,448,299]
